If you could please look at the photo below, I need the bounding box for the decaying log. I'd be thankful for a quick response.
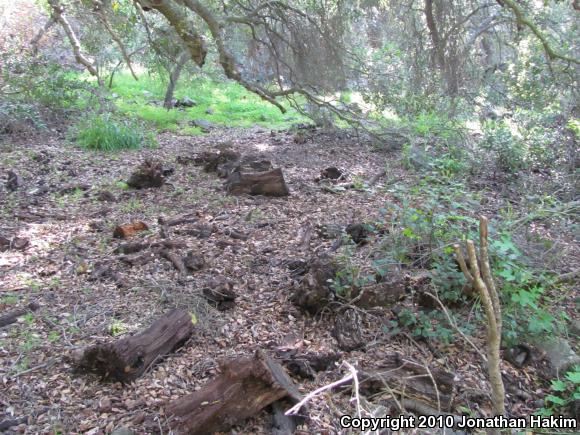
[353,353,456,411]
[290,256,337,314]
[76,309,194,382]
[113,221,149,239]
[0,302,40,328]
[226,168,289,197]
[114,240,186,254]
[166,350,301,435]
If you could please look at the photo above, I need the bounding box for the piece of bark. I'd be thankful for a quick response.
[114,240,186,255]
[127,159,166,189]
[113,222,149,239]
[6,170,20,191]
[75,309,194,382]
[226,168,289,197]
[290,256,337,314]
[183,251,205,272]
[166,350,301,435]
[333,308,365,351]
[0,302,40,328]
[203,277,236,311]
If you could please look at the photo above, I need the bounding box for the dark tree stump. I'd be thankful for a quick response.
[166,350,301,435]
[127,159,167,189]
[290,256,337,314]
[226,168,289,197]
[75,309,194,382]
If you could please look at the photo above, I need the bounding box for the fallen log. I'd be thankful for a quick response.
[226,168,289,197]
[75,309,194,382]
[0,302,40,328]
[166,350,301,435]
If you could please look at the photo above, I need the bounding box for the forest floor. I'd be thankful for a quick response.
[0,126,577,434]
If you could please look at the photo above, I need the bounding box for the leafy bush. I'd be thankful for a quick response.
[71,114,157,151]
[539,366,580,416]
[481,120,527,174]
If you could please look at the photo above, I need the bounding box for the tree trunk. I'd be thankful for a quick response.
[75,309,194,382]
[164,51,190,109]
[166,350,301,434]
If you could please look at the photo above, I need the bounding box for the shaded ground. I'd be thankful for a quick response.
[0,126,577,434]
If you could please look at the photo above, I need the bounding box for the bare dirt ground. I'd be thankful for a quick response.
[0,127,576,434]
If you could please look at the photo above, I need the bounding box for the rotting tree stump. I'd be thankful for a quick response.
[166,350,301,435]
[226,168,289,197]
[75,309,194,382]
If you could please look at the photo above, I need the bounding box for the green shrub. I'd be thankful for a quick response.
[0,101,46,134]
[71,114,157,151]
[481,120,527,174]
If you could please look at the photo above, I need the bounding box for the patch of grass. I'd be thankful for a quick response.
[70,113,157,151]
[111,73,305,133]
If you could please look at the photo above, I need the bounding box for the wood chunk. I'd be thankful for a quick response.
[166,350,301,435]
[333,308,365,351]
[203,277,236,310]
[127,159,166,189]
[183,251,205,272]
[5,170,19,191]
[113,222,149,239]
[0,302,40,328]
[290,256,337,314]
[75,309,194,382]
[226,168,289,197]
[351,281,406,309]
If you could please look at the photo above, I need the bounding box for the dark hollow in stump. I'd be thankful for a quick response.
[166,350,301,435]
[226,168,289,197]
[75,309,194,382]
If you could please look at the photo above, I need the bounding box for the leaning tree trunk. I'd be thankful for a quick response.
[164,51,190,109]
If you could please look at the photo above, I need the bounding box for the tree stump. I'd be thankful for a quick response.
[75,309,194,382]
[166,350,301,435]
[290,256,337,314]
[226,168,289,197]
[127,159,167,189]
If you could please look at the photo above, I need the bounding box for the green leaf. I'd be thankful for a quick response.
[565,371,580,384]
[545,395,565,405]
[550,380,567,392]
